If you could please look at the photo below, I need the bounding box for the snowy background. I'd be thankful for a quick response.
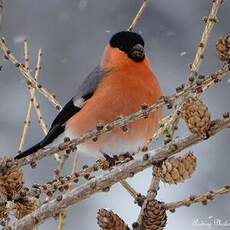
[0,0,230,229]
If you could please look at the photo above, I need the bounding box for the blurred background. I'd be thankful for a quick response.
[0,0,229,229]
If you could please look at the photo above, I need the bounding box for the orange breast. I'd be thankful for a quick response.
[66,57,162,157]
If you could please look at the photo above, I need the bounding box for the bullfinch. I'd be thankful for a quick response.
[15,31,163,160]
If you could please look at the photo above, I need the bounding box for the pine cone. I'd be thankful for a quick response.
[181,97,211,138]
[0,206,7,220]
[97,208,129,230]
[0,168,24,196]
[0,202,7,220]
[155,152,197,184]
[15,197,40,219]
[216,36,230,62]
[0,193,7,220]
[141,199,167,230]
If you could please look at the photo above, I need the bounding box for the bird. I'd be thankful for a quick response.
[15,31,163,160]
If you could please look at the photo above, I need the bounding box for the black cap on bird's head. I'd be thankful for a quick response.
[110,31,145,62]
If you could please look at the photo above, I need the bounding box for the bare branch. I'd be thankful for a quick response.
[191,0,223,72]
[18,99,33,152]
[57,151,80,230]
[120,180,140,200]
[17,45,60,160]
[18,40,33,152]
[0,38,62,111]
[165,185,230,211]
[128,0,149,31]
[12,40,60,161]
[137,168,160,227]
[31,49,48,135]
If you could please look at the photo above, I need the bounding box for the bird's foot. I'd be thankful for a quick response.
[102,153,116,168]
[98,152,134,170]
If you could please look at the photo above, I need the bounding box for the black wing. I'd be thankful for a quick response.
[15,66,109,159]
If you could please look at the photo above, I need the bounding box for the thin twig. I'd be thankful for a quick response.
[24,39,29,71]
[55,155,68,179]
[0,38,62,110]
[30,48,48,135]
[30,49,59,162]
[18,43,59,160]
[18,100,33,152]
[57,212,67,230]
[11,117,230,229]
[18,41,33,152]
[57,151,80,230]
[71,151,80,177]
[137,167,160,227]
[128,0,149,31]
[165,185,230,211]
[120,180,139,200]
[191,0,223,72]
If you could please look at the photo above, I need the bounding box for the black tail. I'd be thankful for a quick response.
[15,142,44,160]
[14,124,65,160]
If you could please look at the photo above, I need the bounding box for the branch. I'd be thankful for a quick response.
[135,167,160,229]
[18,43,47,150]
[165,184,230,211]
[0,38,62,111]
[18,40,33,152]
[57,151,80,230]
[16,42,60,161]
[120,180,140,201]
[128,0,149,31]
[191,0,223,72]
[162,0,224,143]
[30,48,48,135]
[11,116,229,229]
[6,66,228,173]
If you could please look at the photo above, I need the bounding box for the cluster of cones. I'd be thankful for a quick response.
[97,199,167,230]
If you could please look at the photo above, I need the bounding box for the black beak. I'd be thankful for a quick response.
[128,44,145,62]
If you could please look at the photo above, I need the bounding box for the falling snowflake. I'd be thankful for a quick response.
[180,51,187,56]
[166,31,176,37]
[79,0,88,10]
[13,35,26,44]
[60,59,68,64]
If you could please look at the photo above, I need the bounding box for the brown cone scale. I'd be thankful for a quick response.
[141,199,167,230]
[97,208,129,230]
[156,152,197,184]
[0,168,24,196]
[216,36,230,62]
[16,197,40,219]
[181,97,211,138]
